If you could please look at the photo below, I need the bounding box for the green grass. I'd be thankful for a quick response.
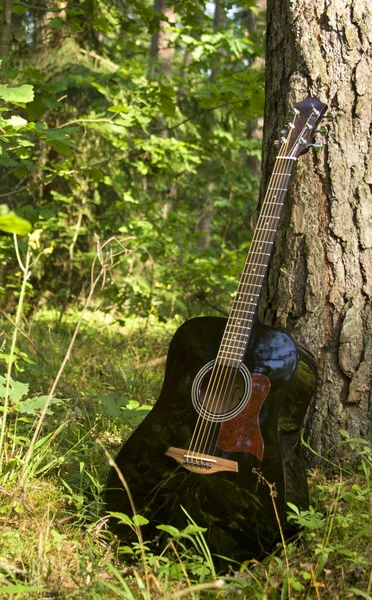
[0,309,371,599]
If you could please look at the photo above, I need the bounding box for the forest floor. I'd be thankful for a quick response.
[0,309,371,599]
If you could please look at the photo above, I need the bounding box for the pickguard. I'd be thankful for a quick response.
[216,373,270,460]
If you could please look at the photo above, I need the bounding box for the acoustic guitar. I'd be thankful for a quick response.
[105,97,326,562]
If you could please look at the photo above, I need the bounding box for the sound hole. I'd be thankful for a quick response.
[191,361,252,423]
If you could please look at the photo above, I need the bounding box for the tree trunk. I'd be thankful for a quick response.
[151,0,175,79]
[243,0,265,179]
[0,0,13,68]
[260,0,372,459]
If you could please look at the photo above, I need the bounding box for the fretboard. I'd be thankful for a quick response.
[216,156,297,368]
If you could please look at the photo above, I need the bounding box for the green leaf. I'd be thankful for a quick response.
[0,84,34,103]
[17,395,51,414]
[0,585,44,595]
[182,524,208,535]
[48,17,65,29]
[339,429,350,439]
[99,395,121,417]
[108,512,133,526]
[107,105,129,113]
[132,514,149,526]
[315,551,329,580]
[349,588,372,598]
[159,85,176,118]
[125,400,140,410]
[289,578,305,592]
[0,376,29,402]
[0,205,32,235]
[287,502,300,515]
[47,139,73,156]
[8,115,28,127]
[156,524,180,537]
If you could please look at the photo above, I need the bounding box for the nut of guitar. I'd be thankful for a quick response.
[165,446,239,474]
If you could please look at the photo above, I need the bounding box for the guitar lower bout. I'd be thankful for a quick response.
[165,446,239,474]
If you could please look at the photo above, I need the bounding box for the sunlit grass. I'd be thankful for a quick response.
[0,309,371,598]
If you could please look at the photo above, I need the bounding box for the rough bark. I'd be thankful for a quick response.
[260,0,372,459]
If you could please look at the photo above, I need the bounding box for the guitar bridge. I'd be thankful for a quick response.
[165,446,238,475]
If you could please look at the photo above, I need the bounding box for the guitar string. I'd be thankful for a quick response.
[208,104,325,460]
[197,127,296,458]
[187,121,297,462]
[205,105,323,459]
[206,107,321,453]
[205,109,319,448]
[188,107,318,463]
[187,128,296,461]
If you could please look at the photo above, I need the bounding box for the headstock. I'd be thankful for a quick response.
[275,97,329,159]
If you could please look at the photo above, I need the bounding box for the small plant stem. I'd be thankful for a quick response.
[169,539,194,599]
[0,239,31,472]
[269,484,291,598]
[1,237,127,532]
[252,469,291,598]
[18,263,102,485]
[99,442,150,599]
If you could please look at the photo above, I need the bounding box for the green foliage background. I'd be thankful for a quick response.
[0,0,264,322]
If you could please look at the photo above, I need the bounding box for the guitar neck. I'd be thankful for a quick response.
[215,97,328,369]
[216,154,297,368]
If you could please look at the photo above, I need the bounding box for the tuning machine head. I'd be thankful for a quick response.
[319,108,337,121]
[310,140,324,151]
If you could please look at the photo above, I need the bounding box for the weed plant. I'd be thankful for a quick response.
[0,238,371,599]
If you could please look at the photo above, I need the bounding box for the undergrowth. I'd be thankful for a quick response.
[0,296,371,597]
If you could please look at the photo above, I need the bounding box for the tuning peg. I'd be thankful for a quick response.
[315,125,328,135]
[310,141,324,151]
[320,109,337,120]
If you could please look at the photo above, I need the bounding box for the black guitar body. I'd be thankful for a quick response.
[105,316,317,562]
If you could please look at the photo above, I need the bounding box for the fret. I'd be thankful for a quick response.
[271,171,291,176]
[236,285,261,291]
[233,300,258,308]
[245,261,268,267]
[254,228,277,234]
[276,156,297,161]
[220,342,247,352]
[267,187,287,192]
[224,322,252,332]
[242,271,265,280]
[236,291,260,297]
[221,338,246,349]
[261,201,284,206]
[231,309,256,315]
[251,241,274,247]
[218,348,244,358]
[234,299,260,306]
[226,318,253,326]
[249,250,272,256]
[225,319,253,327]
[223,333,247,342]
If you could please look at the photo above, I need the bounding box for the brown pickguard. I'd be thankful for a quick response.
[216,373,270,460]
